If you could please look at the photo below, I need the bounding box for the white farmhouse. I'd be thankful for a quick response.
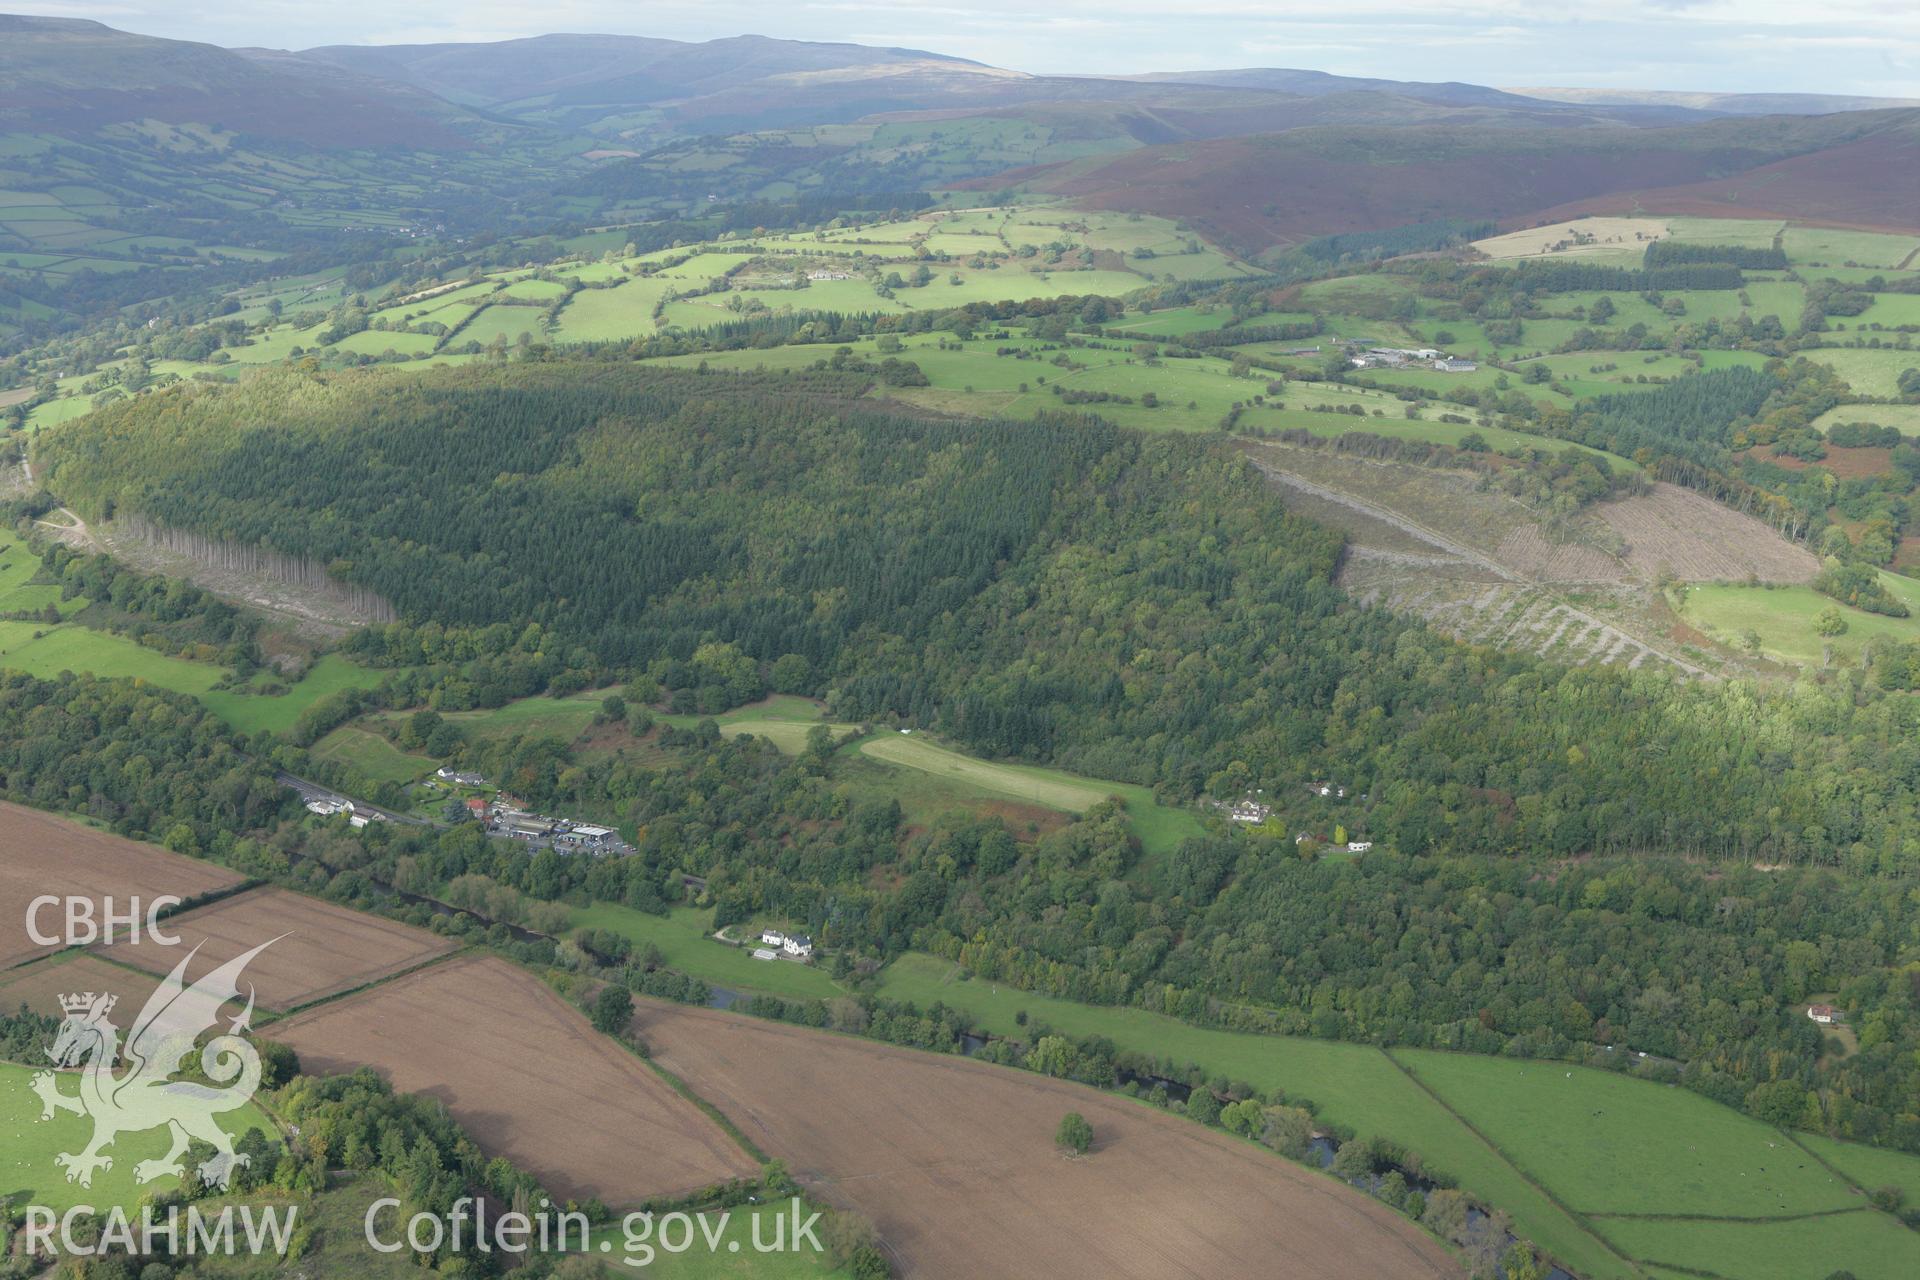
[783,933,814,959]
[760,928,786,948]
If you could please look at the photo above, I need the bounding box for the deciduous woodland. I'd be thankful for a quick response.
[37,363,1920,868]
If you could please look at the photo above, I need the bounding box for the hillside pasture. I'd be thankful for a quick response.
[1676,573,1920,666]
[1804,346,1920,397]
[98,886,457,1012]
[197,653,388,737]
[0,802,243,969]
[1795,1132,1920,1206]
[309,726,437,785]
[552,278,671,342]
[1394,1049,1858,1219]
[634,1000,1461,1280]
[274,955,757,1205]
[1781,227,1920,269]
[1473,217,1668,262]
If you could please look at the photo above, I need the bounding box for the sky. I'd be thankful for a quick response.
[23,1,1920,97]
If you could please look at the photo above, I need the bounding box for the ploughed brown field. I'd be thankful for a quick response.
[0,952,161,1020]
[0,801,243,969]
[634,1001,1462,1280]
[97,885,456,1011]
[274,955,756,1205]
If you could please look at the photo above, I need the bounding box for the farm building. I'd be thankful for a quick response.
[436,767,488,786]
[1227,800,1272,823]
[1434,358,1478,372]
[1346,841,1374,853]
[783,934,814,959]
[760,928,786,947]
[752,947,778,961]
[1808,1004,1838,1024]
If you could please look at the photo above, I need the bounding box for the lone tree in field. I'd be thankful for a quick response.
[591,984,634,1036]
[1056,1111,1093,1156]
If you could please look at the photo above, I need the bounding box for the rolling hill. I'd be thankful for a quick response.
[0,14,479,147]
[979,108,1920,254]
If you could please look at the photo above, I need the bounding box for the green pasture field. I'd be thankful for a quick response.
[0,618,225,701]
[874,953,1627,1279]
[553,278,672,342]
[1813,402,1920,435]
[658,694,858,753]
[1393,1049,1861,1218]
[0,530,86,617]
[0,1058,278,1215]
[1254,411,1625,462]
[568,903,841,1001]
[857,734,1201,855]
[1801,347,1920,398]
[215,321,333,367]
[1781,227,1920,269]
[1346,363,1575,407]
[456,304,550,349]
[1598,1210,1920,1280]
[1796,1132,1920,1204]
[25,394,97,431]
[1675,575,1920,667]
[310,725,436,785]
[722,276,896,317]
[331,329,438,358]
[1296,275,1418,310]
[201,653,387,736]
[1129,250,1254,282]
[1846,293,1920,328]
[1663,217,1786,249]
[552,260,631,285]
[1103,306,1243,338]
[499,278,569,301]
[414,691,607,744]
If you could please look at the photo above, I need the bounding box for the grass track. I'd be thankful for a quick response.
[856,734,1201,855]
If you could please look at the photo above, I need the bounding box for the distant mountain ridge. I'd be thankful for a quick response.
[294,31,1002,109]
[0,14,480,147]
[1507,86,1920,116]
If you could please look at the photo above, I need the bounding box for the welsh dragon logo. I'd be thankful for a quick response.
[32,938,278,1191]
